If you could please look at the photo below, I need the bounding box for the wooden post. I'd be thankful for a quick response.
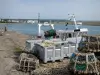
[4,26,7,32]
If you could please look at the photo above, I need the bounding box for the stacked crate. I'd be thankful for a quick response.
[34,41,76,63]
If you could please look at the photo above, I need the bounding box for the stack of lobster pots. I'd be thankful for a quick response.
[69,53,99,75]
[78,35,100,52]
[70,35,100,75]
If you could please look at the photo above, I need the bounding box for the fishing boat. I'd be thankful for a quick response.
[57,14,88,44]
[25,14,88,62]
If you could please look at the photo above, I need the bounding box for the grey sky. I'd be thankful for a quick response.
[0,0,100,20]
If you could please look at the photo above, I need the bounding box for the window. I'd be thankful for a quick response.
[68,33,72,38]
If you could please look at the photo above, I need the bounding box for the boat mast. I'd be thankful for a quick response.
[38,13,40,23]
[38,13,42,36]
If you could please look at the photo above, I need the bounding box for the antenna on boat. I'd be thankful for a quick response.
[68,14,79,29]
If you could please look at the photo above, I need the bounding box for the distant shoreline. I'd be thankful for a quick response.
[0,21,100,26]
[0,23,26,25]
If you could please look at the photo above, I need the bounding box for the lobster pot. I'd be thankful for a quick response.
[19,53,39,72]
[25,39,42,52]
[71,53,99,74]
[63,43,76,57]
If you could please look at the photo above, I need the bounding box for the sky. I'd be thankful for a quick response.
[0,0,100,21]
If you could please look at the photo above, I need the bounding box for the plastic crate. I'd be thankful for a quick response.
[35,44,64,63]
[32,40,76,63]
[63,43,76,57]
[25,39,42,52]
[35,45,55,63]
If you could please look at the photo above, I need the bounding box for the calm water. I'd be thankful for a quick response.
[0,23,100,35]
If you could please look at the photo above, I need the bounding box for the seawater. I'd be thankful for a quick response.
[0,23,100,35]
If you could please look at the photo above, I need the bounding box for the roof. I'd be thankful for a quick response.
[57,28,88,33]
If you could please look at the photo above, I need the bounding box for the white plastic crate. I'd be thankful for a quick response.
[26,39,77,63]
[25,39,42,52]
[63,43,76,57]
[35,45,55,63]
[35,43,64,63]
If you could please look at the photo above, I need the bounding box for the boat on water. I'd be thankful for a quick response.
[25,14,88,63]
[57,14,88,44]
[37,14,88,43]
[77,22,82,25]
